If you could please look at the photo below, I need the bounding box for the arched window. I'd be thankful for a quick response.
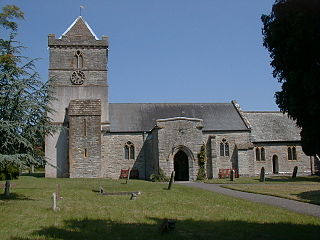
[261,147,265,161]
[220,139,229,157]
[288,147,292,160]
[124,141,135,160]
[256,148,261,161]
[74,50,84,69]
[220,142,224,156]
[225,143,229,156]
[292,146,297,160]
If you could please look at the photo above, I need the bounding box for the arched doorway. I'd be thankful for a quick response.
[174,150,189,181]
[272,155,279,174]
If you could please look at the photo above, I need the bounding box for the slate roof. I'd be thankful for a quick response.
[109,103,248,132]
[243,112,301,142]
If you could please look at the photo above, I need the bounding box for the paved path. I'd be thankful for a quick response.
[179,182,320,218]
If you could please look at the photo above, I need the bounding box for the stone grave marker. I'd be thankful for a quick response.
[130,193,137,200]
[56,184,62,200]
[230,169,234,181]
[99,185,104,194]
[292,166,298,178]
[168,171,175,190]
[259,167,265,182]
[52,192,60,211]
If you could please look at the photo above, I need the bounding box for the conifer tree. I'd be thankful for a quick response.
[0,5,56,195]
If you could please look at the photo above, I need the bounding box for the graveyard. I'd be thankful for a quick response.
[0,175,320,240]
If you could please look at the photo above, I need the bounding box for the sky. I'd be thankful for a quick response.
[2,0,280,111]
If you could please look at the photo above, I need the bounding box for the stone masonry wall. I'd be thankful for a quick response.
[157,118,204,181]
[101,132,146,179]
[69,100,101,178]
[252,143,312,175]
[203,131,253,178]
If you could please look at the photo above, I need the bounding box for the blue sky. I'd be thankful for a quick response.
[2,0,279,110]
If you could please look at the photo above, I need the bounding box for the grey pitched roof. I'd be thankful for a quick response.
[109,103,248,132]
[243,112,301,142]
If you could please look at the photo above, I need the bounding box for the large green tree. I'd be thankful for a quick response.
[0,5,56,195]
[262,0,320,156]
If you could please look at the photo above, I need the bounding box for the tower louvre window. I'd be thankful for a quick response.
[74,50,84,69]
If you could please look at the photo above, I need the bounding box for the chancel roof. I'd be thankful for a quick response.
[244,112,301,142]
[109,103,249,132]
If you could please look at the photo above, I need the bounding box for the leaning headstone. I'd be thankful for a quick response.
[52,192,60,211]
[230,169,234,181]
[259,167,265,182]
[130,193,137,200]
[167,171,175,190]
[99,186,104,194]
[292,166,298,178]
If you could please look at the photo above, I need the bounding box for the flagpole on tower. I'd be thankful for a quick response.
[80,5,85,16]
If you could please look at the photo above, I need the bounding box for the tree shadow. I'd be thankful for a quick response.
[0,193,33,201]
[296,190,320,205]
[20,172,45,178]
[9,217,320,240]
[265,176,320,183]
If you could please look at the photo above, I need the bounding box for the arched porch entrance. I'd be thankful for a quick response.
[272,155,279,174]
[174,150,189,181]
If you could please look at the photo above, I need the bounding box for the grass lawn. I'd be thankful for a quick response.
[0,176,319,240]
[218,176,320,205]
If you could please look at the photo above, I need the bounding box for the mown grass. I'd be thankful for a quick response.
[0,176,319,240]
[204,175,320,184]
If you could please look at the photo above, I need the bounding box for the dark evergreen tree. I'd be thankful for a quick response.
[0,5,56,195]
[262,0,320,156]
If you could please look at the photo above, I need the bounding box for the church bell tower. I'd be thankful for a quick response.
[45,17,109,177]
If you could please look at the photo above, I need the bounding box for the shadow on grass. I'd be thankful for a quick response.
[265,176,320,183]
[0,193,33,201]
[296,190,320,205]
[20,172,45,178]
[9,217,320,240]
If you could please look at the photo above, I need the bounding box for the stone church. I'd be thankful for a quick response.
[45,16,316,180]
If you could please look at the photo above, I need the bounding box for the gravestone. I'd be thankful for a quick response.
[230,169,234,181]
[259,167,265,182]
[130,193,137,200]
[292,166,298,178]
[52,192,60,211]
[168,171,175,190]
[99,186,104,194]
[56,184,62,200]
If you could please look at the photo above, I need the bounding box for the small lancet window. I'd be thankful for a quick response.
[288,147,292,160]
[261,147,265,161]
[84,148,88,158]
[83,119,87,137]
[220,142,225,156]
[256,148,261,161]
[225,143,229,156]
[124,141,135,160]
[74,50,84,69]
[292,147,297,160]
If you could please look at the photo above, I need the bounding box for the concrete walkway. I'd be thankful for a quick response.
[179,182,320,218]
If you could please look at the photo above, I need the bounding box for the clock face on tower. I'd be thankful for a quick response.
[70,70,85,85]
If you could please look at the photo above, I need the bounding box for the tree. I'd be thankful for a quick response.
[262,0,320,156]
[0,5,56,196]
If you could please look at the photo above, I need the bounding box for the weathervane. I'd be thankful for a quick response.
[80,5,85,16]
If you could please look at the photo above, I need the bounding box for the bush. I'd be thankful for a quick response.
[150,168,169,182]
[0,164,20,180]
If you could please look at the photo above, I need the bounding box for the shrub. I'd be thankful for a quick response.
[150,168,169,182]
